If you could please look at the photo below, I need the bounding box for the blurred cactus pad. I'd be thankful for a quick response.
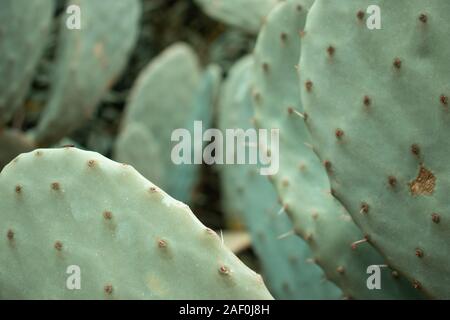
[0,0,448,299]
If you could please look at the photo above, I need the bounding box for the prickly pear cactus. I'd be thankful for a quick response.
[168,64,222,202]
[219,55,342,299]
[115,43,221,203]
[115,123,165,185]
[0,147,273,299]
[252,0,423,299]
[0,0,53,125]
[194,0,278,34]
[299,0,450,299]
[34,0,141,146]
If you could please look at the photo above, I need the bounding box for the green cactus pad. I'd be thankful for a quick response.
[34,0,141,146]
[115,123,165,185]
[0,130,35,170]
[252,0,423,299]
[0,0,53,125]
[0,147,272,299]
[115,43,221,203]
[300,0,450,298]
[194,0,278,34]
[219,55,342,299]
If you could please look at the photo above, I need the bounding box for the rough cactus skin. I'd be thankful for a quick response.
[0,148,272,299]
[252,0,423,299]
[34,0,141,146]
[0,0,53,125]
[194,0,279,34]
[300,0,450,299]
[219,55,342,299]
[115,43,221,204]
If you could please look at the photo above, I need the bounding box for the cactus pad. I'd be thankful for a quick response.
[252,0,423,299]
[300,0,450,298]
[0,0,53,124]
[34,0,141,146]
[0,147,272,299]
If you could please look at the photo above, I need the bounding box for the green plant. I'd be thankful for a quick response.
[194,0,278,34]
[218,55,341,299]
[300,0,450,298]
[114,43,222,203]
[0,0,53,125]
[1,0,448,300]
[251,0,423,299]
[0,0,141,166]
